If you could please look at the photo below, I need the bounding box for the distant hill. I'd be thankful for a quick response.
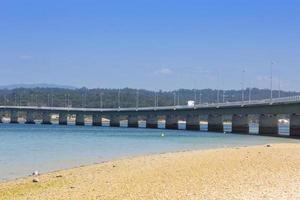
[0,87,298,108]
[0,83,77,90]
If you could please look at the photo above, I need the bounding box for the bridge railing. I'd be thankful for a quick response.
[1,96,300,112]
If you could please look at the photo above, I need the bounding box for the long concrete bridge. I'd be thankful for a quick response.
[1,96,300,137]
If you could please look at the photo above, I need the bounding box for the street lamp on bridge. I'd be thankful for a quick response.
[136,89,139,109]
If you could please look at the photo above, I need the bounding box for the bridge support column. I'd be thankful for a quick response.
[110,115,120,127]
[208,114,223,132]
[259,114,278,135]
[290,114,300,137]
[128,115,139,128]
[165,114,178,130]
[25,112,35,124]
[59,113,68,125]
[41,112,52,125]
[10,111,18,124]
[186,114,200,131]
[146,115,158,128]
[232,114,249,134]
[75,114,85,126]
[92,114,102,126]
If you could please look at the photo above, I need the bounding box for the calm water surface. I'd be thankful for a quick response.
[0,123,298,181]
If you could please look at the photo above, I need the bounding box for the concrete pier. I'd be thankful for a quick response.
[165,114,178,130]
[25,111,35,124]
[10,111,19,123]
[128,115,139,128]
[259,114,278,135]
[290,114,300,137]
[146,114,158,128]
[42,112,52,124]
[75,114,85,126]
[208,114,223,132]
[232,114,249,134]
[186,114,200,131]
[110,115,120,127]
[92,114,102,126]
[59,113,68,125]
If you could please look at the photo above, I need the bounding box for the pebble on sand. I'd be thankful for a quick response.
[32,178,39,183]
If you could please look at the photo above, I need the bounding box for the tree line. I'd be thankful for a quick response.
[0,87,297,108]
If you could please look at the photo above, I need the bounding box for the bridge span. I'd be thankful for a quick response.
[1,96,300,137]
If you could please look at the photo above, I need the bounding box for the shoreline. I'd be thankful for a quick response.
[0,144,253,184]
[1,143,300,199]
[0,136,297,183]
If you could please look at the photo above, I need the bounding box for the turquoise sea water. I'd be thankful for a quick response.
[0,123,298,182]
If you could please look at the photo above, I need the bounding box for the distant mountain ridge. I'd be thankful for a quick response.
[0,83,77,90]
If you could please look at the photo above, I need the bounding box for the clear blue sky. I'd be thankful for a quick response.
[0,0,299,91]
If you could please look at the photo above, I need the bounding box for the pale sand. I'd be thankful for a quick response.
[1,143,300,200]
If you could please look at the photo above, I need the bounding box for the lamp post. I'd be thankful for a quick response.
[278,73,281,98]
[100,92,103,109]
[136,89,139,108]
[51,94,54,107]
[173,91,176,107]
[249,87,252,103]
[67,94,70,107]
[118,89,121,109]
[217,70,220,104]
[154,91,158,108]
[47,94,50,107]
[270,62,274,102]
[84,89,87,108]
[35,94,38,107]
[14,94,17,106]
[65,94,67,107]
[199,91,202,105]
[177,90,180,105]
[242,69,245,104]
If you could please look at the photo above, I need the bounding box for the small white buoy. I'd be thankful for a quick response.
[224,131,226,134]
[32,171,39,176]
[161,133,165,137]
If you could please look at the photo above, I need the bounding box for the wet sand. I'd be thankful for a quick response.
[1,143,300,200]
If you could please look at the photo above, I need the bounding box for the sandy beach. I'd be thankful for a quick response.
[1,143,300,200]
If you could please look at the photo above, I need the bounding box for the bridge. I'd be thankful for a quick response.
[1,96,300,137]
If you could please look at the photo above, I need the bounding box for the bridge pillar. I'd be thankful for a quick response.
[208,114,223,132]
[10,110,19,124]
[165,114,178,130]
[41,112,52,125]
[110,115,120,127]
[92,114,102,126]
[59,113,68,125]
[25,111,35,124]
[259,114,278,135]
[128,115,139,128]
[146,114,158,128]
[186,114,200,131]
[232,114,249,134]
[290,114,300,137]
[75,114,85,126]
